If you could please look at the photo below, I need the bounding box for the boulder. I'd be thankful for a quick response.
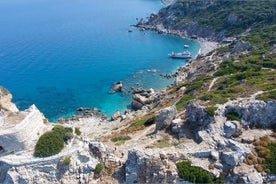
[185,102,214,129]
[131,100,144,110]
[231,41,252,55]
[88,142,107,161]
[220,140,250,169]
[185,102,214,142]
[227,164,263,184]
[111,81,123,93]
[155,106,177,132]
[224,121,238,138]
[111,111,121,121]
[133,94,154,105]
[210,151,219,161]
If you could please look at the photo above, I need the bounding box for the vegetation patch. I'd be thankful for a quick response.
[34,126,73,157]
[111,135,131,145]
[94,163,104,175]
[205,106,217,117]
[246,136,276,174]
[225,112,241,121]
[176,95,195,111]
[75,127,81,136]
[257,90,276,101]
[63,156,71,165]
[152,135,174,148]
[176,160,224,184]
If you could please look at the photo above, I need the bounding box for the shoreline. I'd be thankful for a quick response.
[55,29,219,123]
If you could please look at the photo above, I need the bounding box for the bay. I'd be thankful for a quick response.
[0,0,200,121]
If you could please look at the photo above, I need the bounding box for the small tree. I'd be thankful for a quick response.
[75,127,82,136]
[63,156,71,165]
[94,163,104,178]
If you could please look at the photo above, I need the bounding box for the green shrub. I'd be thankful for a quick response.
[185,81,204,94]
[131,116,155,127]
[94,163,104,175]
[34,126,73,157]
[176,160,223,184]
[34,131,64,157]
[111,135,131,142]
[264,143,276,174]
[75,127,81,136]
[63,156,71,165]
[176,95,195,111]
[144,116,156,127]
[205,106,217,117]
[257,91,276,101]
[225,112,241,121]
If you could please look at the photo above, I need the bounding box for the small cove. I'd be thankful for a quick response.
[0,0,200,121]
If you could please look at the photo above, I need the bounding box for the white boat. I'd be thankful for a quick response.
[184,44,189,48]
[168,51,192,59]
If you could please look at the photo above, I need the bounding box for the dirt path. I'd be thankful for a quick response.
[208,77,219,92]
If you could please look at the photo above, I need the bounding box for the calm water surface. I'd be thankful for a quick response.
[0,0,200,121]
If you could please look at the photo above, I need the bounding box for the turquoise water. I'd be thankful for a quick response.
[0,0,200,121]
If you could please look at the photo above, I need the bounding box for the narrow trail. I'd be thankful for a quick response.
[208,77,219,92]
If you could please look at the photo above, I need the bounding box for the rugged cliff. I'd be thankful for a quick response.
[138,0,275,41]
[0,0,276,183]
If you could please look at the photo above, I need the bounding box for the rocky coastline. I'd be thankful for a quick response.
[1,0,276,183]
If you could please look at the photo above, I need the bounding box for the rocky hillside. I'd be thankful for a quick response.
[138,0,276,41]
[0,0,276,183]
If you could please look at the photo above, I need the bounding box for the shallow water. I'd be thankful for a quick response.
[0,0,200,121]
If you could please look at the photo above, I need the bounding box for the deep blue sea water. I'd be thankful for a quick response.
[0,0,200,121]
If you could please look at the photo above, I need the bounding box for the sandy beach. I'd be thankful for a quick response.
[197,38,219,56]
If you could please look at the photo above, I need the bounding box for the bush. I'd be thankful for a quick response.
[63,156,71,165]
[111,135,131,142]
[34,131,64,157]
[205,106,217,117]
[264,143,276,174]
[94,163,104,175]
[75,127,81,136]
[144,117,155,127]
[225,112,241,121]
[176,95,195,111]
[176,160,223,184]
[34,126,73,157]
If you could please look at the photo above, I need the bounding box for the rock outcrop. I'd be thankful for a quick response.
[111,81,123,93]
[126,149,178,184]
[0,105,49,154]
[225,99,276,128]
[131,88,159,111]
[137,0,224,42]
[185,102,214,142]
[155,106,177,132]
[227,164,263,184]
[2,149,99,184]
[0,86,18,113]
[230,41,252,55]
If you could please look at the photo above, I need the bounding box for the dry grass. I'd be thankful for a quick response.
[246,136,276,173]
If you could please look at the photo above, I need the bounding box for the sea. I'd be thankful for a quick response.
[0,0,200,121]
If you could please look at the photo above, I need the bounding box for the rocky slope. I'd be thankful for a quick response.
[1,0,276,183]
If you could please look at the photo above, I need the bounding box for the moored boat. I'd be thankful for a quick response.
[168,51,192,59]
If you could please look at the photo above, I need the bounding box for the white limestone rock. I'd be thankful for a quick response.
[155,106,177,132]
